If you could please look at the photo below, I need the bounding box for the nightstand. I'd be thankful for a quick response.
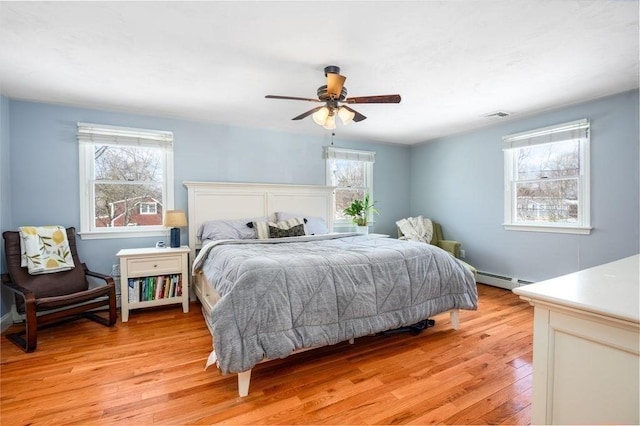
[116,246,190,322]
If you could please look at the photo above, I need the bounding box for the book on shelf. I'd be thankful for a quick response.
[155,275,164,300]
[128,278,139,303]
[128,274,181,302]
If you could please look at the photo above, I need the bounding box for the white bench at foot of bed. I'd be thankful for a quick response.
[233,309,461,397]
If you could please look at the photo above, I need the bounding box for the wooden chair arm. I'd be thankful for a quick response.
[1,273,35,298]
[83,264,115,287]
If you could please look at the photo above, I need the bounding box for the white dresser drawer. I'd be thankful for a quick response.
[193,272,220,315]
[127,256,182,276]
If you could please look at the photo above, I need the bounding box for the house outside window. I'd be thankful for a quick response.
[325,147,375,228]
[139,202,158,215]
[503,119,591,234]
[78,123,174,239]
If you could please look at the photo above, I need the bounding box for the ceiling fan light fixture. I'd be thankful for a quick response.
[323,114,336,130]
[337,106,355,125]
[312,106,330,125]
[266,65,400,128]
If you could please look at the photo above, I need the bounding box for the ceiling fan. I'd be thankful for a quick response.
[265,65,401,130]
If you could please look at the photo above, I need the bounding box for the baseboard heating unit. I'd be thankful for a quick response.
[477,271,532,290]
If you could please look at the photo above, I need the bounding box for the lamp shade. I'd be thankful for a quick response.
[338,106,355,125]
[164,210,187,227]
[323,114,337,130]
[312,107,330,126]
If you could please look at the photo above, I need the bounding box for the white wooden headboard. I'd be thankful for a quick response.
[183,181,335,255]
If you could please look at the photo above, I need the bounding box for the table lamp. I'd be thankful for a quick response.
[164,210,187,248]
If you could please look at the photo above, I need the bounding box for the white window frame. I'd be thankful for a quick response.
[139,202,158,215]
[77,122,174,240]
[325,147,375,227]
[503,119,591,234]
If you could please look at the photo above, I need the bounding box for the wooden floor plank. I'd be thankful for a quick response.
[1,284,533,425]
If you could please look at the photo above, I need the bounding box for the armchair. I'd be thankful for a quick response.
[398,221,461,258]
[397,220,477,279]
[1,227,117,352]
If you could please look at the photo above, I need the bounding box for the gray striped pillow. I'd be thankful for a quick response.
[253,218,307,239]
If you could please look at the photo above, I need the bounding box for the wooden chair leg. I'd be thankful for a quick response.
[6,294,116,353]
[24,297,37,352]
[6,298,38,353]
[6,332,31,353]
[83,296,118,327]
[108,288,117,325]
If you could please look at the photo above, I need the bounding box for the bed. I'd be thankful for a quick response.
[184,181,478,397]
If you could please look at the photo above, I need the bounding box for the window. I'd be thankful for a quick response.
[139,202,158,215]
[325,147,375,226]
[503,119,591,234]
[78,123,174,239]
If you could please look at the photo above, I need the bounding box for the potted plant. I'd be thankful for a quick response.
[343,193,378,234]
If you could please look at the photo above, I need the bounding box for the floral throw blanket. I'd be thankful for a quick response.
[19,226,75,275]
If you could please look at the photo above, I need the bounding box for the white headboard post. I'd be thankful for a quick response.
[183,181,335,258]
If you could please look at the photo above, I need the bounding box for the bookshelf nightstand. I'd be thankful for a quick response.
[116,246,190,322]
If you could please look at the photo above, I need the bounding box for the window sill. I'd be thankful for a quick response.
[332,220,377,232]
[503,224,592,235]
[79,228,170,240]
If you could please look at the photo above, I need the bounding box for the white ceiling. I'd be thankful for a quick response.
[1,1,638,145]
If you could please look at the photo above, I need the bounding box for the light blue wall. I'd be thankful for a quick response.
[0,100,411,318]
[409,90,640,282]
[0,96,11,318]
[2,90,637,320]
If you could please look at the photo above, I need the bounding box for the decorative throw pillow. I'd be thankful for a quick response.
[268,223,306,238]
[275,212,330,235]
[253,218,307,239]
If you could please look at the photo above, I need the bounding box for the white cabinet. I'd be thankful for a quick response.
[117,246,190,322]
[514,255,639,425]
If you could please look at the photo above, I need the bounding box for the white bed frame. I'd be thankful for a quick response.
[183,181,460,397]
[184,181,336,253]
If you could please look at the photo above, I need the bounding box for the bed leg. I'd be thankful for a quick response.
[238,370,252,397]
[450,309,460,330]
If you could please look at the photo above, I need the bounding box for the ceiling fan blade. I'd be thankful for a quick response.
[345,94,401,104]
[326,73,346,98]
[342,105,367,122]
[266,95,321,102]
[292,106,324,120]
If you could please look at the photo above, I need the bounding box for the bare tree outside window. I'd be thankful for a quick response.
[329,159,366,220]
[93,145,164,228]
[325,147,375,225]
[514,140,580,223]
[78,122,173,237]
[503,119,589,233]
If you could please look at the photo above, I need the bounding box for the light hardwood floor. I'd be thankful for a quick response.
[1,284,532,425]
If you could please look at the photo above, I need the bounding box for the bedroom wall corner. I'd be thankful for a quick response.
[0,95,14,326]
[409,90,640,283]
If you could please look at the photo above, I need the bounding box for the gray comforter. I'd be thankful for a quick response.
[194,234,478,374]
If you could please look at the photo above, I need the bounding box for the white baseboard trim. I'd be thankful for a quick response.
[1,311,15,333]
[477,271,532,290]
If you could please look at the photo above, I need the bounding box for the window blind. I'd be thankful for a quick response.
[502,119,589,150]
[77,122,173,148]
[325,146,375,163]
